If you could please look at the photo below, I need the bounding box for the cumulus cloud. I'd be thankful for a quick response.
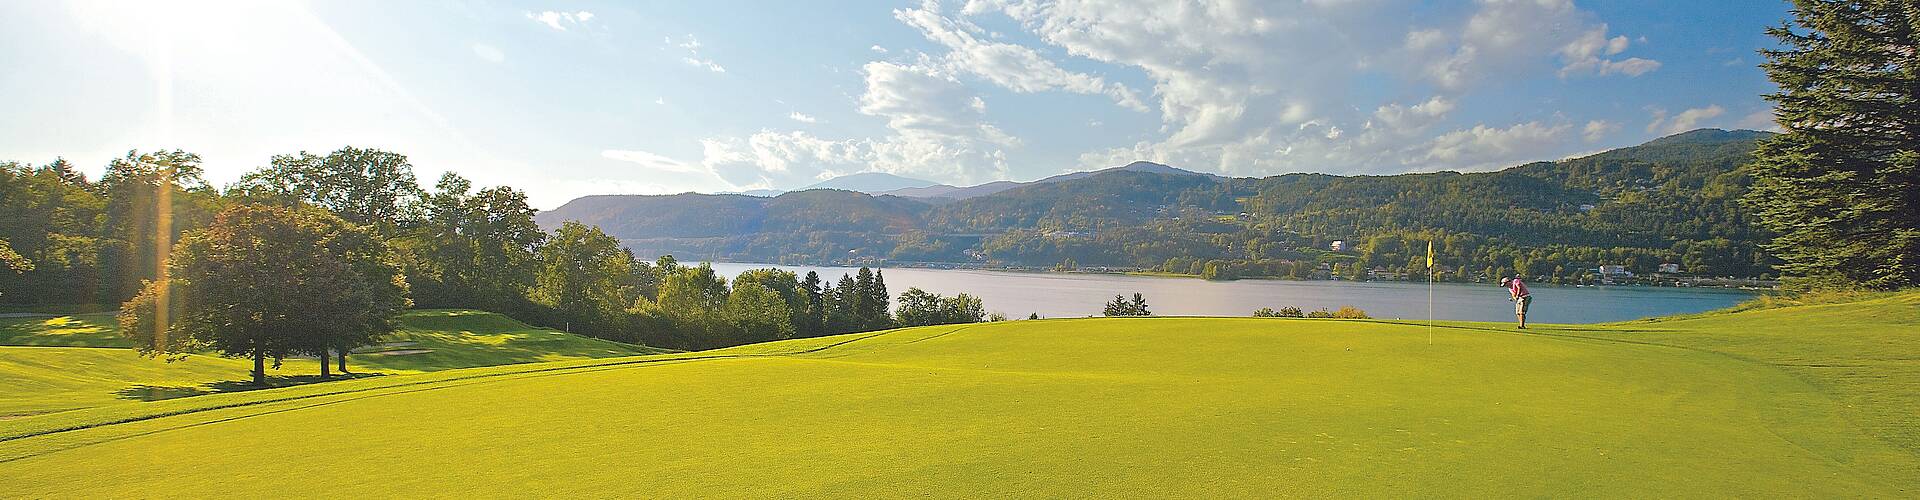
[527,11,593,31]
[1557,26,1660,78]
[789,111,819,123]
[1582,120,1619,142]
[870,44,889,53]
[1421,121,1573,169]
[1646,105,1726,135]
[1410,0,1658,88]
[894,1,1147,111]
[1373,96,1455,132]
[640,0,1666,190]
[606,59,1016,189]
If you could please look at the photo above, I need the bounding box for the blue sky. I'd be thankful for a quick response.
[0,0,1789,208]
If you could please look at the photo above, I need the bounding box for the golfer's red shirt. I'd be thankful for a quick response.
[1508,278,1530,298]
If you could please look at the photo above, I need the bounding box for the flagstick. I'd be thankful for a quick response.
[1426,241,1435,345]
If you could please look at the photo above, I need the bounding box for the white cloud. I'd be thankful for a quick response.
[471,42,504,63]
[1405,0,1659,88]
[683,57,726,73]
[1373,96,1455,131]
[654,97,666,105]
[1421,121,1573,169]
[676,35,702,51]
[1646,105,1726,135]
[526,11,594,31]
[1736,109,1779,131]
[601,149,707,174]
[670,35,726,73]
[893,1,1147,111]
[668,0,1657,188]
[621,58,1018,189]
[789,111,819,123]
[1582,120,1619,142]
[1556,26,1659,78]
[870,44,889,53]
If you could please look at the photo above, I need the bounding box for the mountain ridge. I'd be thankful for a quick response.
[537,129,1775,278]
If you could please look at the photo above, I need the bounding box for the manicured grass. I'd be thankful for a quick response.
[0,313,129,347]
[0,310,662,417]
[0,295,1915,496]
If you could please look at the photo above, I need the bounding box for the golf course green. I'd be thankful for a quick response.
[0,309,663,417]
[1,293,1914,497]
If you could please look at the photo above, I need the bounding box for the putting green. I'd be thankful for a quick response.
[1,294,1915,497]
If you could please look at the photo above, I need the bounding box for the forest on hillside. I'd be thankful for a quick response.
[539,129,1778,284]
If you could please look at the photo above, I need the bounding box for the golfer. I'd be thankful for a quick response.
[1500,275,1531,329]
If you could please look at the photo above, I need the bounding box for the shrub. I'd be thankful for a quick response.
[1253,306,1305,318]
[1332,306,1370,319]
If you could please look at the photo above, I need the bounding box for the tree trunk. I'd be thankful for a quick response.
[252,351,266,386]
[337,350,349,374]
[319,347,331,378]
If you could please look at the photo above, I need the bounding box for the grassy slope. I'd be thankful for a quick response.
[0,310,661,417]
[0,295,1915,497]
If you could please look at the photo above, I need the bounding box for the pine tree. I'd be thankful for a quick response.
[1749,0,1920,289]
[866,269,891,329]
[1129,293,1151,316]
[799,271,825,337]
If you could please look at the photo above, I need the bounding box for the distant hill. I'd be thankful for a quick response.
[1031,160,1219,184]
[873,161,1216,201]
[800,172,937,193]
[538,129,1777,279]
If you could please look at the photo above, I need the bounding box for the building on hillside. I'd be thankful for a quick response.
[1330,240,1347,252]
[1658,263,1681,274]
[1310,263,1334,280]
[1598,265,1632,276]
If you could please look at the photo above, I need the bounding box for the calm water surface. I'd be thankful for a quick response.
[706,262,1756,324]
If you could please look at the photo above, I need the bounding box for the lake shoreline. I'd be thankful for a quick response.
[718,260,1778,291]
[704,262,1759,324]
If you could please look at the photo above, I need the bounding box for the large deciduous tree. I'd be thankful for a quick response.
[531,222,635,337]
[232,147,425,232]
[1750,0,1920,289]
[119,205,407,384]
[655,263,730,347]
[396,173,546,313]
[895,287,986,327]
[98,150,221,302]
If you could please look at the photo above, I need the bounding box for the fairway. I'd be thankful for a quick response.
[1,294,1915,497]
[0,310,663,417]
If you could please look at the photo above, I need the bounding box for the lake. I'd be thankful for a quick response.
[705,262,1757,324]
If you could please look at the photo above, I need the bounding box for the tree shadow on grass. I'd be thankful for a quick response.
[115,373,388,403]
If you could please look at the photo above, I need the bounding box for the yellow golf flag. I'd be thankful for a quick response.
[1426,241,1435,268]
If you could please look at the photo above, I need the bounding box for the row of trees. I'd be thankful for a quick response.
[1156,228,1771,284]
[2,147,1007,383]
